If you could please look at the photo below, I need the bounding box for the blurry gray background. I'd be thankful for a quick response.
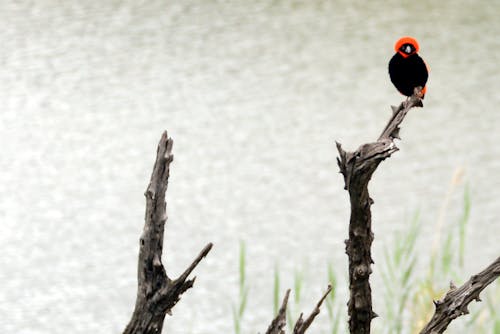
[1,1,499,333]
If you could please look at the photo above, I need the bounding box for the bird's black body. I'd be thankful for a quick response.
[388,52,428,96]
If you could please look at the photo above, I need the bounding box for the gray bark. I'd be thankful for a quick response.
[265,286,332,334]
[420,256,500,334]
[123,131,212,334]
[336,89,424,334]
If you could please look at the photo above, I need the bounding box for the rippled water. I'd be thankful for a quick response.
[1,1,499,333]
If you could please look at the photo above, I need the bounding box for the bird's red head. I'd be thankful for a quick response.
[394,36,420,58]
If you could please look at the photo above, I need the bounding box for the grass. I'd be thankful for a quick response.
[380,211,420,334]
[232,241,249,334]
[324,263,342,334]
[273,264,280,316]
[233,178,499,334]
[385,178,498,334]
[273,263,341,333]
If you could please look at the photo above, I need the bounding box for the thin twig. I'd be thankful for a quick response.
[293,285,333,334]
[265,286,332,334]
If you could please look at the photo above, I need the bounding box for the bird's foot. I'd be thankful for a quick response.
[414,86,425,99]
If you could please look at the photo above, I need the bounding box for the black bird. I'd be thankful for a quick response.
[388,36,428,97]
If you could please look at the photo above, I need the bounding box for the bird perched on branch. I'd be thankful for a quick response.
[388,36,428,98]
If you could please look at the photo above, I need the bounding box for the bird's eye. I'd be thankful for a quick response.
[405,45,412,53]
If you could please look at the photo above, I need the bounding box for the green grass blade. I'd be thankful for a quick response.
[273,265,280,316]
[239,286,249,316]
[494,319,500,334]
[458,184,470,267]
[441,231,454,275]
[232,305,240,334]
[401,256,416,287]
[294,270,303,304]
[331,307,341,334]
[287,308,294,332]
[239,241,246,292]
[327,263,337,302]
[383,246,396,281]
[403,212,420,256]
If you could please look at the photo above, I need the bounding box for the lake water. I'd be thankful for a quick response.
[1,1,499,333]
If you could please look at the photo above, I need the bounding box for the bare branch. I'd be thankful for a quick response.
[265,286,332,334]
[266,289,290,334]
[420,256,500,334]
[336,89,423,333]
[123,131,212,334]
[379,87,424,140]
[293,285,332,334]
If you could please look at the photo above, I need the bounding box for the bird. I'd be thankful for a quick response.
[388,36,428,98]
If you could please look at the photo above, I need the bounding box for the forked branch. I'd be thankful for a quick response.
[293,285,333,334]
[265,286,332,334]
[123,131,212,334]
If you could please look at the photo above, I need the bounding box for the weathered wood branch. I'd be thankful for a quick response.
[336,88,424,334]
[293,285,332,334]
[266,290,290,334]
[420,256,500,334]
[265,286,332,334]
[123,131,213,334]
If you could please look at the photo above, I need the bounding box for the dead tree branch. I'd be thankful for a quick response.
[420,256,500,334]
[293,285,333,334]
[265,286,332,334]
[336,88,424,333]
[266,290,290,334]
[123,131,213,334]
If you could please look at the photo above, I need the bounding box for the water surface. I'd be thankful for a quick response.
[1,1,499,333]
